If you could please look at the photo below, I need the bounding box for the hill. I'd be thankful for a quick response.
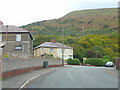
[21,8,118,60]
[21,8,118,36]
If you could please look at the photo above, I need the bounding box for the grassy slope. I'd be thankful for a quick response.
[22,8,118,36]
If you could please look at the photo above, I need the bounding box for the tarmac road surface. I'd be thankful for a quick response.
[25,65,118,88]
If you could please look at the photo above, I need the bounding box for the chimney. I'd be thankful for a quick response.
[0,21,3,26]
[51,39,56,43]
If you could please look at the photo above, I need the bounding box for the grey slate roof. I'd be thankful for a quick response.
[0,42,6,48]
[0,25,33,40]
[34,42,73,49]
[0,25,29,33]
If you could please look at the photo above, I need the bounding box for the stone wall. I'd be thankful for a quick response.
[2,33,33,57]
[4,41,31,57]
[2,33,29,41]
[2,57,62,73]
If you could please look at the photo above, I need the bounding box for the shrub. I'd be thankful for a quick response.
[50,54,53,57]
[102,56,111,61]
[85,58,105,66]
[88,21,93,24]
[103,24,109,28]
[79,21,85,23]
[102,56,111,65]
[67,58,80,65]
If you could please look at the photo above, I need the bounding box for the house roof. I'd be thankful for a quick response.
[34,42,73,49]
[0,42,6,48]
[0,25,29,33]
[0,25,33,40]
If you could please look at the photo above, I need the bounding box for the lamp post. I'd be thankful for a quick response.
[62,28,64,66]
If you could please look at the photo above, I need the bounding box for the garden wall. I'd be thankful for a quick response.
[2,57,62,79]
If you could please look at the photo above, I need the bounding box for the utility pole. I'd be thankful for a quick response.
[5,25,8,54]
[62,28,64,66]
[82,26,85,36]
[6,25,8,42]
[0,21,3,41]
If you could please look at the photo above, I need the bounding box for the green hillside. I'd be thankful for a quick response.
[22,8,118,36]
[21,8,118,60]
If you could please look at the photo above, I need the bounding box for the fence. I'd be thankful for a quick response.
[2,57,62,73]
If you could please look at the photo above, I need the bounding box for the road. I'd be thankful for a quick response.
[25,65,118,88]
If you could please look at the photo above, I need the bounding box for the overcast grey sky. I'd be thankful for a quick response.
[0,0,119,26]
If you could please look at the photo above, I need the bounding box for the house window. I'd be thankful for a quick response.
[16,34,21,41]
[0,34,2,41]
[49,48,54,52]
[14,46,22,50]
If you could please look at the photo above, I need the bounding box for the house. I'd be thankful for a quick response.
[0,22,33,58]
[34,41,73,60]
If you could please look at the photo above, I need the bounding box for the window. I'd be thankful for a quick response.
[49,48,54,52]
[16,34,21,41]
[14,46,22,50]
[0,34,2,41]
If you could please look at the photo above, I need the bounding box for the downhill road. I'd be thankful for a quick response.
[25,65,118,88]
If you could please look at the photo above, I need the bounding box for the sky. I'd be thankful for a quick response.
[0,0,119,26]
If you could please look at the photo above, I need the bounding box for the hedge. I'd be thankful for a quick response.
[85,58,110,66]
[67,58,80,65]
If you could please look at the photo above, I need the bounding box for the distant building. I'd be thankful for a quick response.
[34,41,73,60]
[0,22,33,57]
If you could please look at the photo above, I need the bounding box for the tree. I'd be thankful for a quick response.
[86,50,97,58]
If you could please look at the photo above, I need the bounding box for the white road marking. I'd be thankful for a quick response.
[19,71,48,90]
[19,67,63,89]
[19,74,40,89]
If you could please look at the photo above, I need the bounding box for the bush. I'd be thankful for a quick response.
[50,54,53,57]
[102,56,111,65]
[85,58,106,66]
[102,56,111,61]
[67,58,80,65]
[103,24,109,28]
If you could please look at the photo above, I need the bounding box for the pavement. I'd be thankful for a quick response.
[2,66,64,88]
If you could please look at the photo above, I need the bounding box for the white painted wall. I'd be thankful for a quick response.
[57,48,73,60]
